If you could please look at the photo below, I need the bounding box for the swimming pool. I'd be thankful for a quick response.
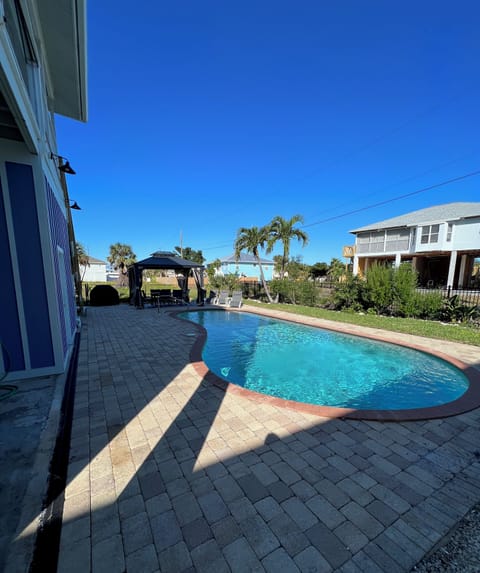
[180,310,470,411]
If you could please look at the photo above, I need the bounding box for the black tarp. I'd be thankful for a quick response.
[129,251,205,307]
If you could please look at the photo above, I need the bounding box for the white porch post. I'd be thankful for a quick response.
[447,250,457,288]
[353,255,359,276]
[394,253,402,269]
[458,255,467,288]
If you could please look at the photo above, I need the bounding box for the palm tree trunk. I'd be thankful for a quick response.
[281,244,290,279]
[257,257,274,303]
[280,253,287,279]
[280,254,286,279]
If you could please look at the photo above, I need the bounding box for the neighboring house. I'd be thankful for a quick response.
[105,263,120,282]
[0,1,87,381]
[350,202,480,289]
[80,256,107,283]
[217,253,275,281]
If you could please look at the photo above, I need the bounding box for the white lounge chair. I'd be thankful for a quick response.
[228,291,243,308]
[215,290,230,305]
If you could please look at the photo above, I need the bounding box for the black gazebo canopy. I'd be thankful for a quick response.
[129,251,205,306]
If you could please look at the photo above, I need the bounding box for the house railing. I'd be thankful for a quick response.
[416,286,480,306]
[356,239,410,254]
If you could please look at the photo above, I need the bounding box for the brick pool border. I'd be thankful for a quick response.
[171,306,480,422]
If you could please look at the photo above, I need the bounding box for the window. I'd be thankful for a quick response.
[356,231,385,253]
[385,228,410,251]
[430,224,439,242]
[4,1,37,81]
[420,224,440,244]
[446,223,453,242]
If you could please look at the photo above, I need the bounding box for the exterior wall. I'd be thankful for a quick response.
[414,222,449,252]
[0,2,79,380]
[0,146,75,380]
[0,163,24,374]
[81,263,107,282]
[6,161,54,369]
[221,261,274,281]
[450,218,480,251]
[45,180,77,355]
[412,219,479,253]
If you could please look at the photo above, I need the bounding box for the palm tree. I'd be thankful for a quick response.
[76,242,89,281]
[267,214,308,278]
[107,243,136,286]
[234,226,274,303]
[328,257,346,281]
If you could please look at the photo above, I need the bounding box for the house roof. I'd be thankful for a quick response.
[36,0,88,122]
[84,256,106,265]
[350,202,480,233]
[220,253,274,265]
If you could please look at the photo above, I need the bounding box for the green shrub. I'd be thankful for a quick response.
[209,272,240,294]
[90,285,120,306]
[412,292,444,319]
[270,279,318,306]
[364,264,394,314]
[439,295,480,323]
[295,281,318,306]
[392,264,418,317]
[270,279,290,303]
[331,274,365,311]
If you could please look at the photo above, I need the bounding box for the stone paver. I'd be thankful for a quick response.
[182,516,213,549]
[53,305,480,572]
[158,541,193,573]
[239,514,280,558]
[262,547,300,572]
[191,538,230,573]
[294,546,333,572]
[223,537,264,572]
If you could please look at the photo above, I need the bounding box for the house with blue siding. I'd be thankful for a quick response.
[0,1,87,381]
[217,253,275,281]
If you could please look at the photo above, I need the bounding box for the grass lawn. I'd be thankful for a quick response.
[244,300,480,347]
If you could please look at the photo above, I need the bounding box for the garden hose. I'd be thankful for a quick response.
[0,384,18,401]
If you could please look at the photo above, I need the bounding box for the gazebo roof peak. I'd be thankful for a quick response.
[151,250,176,257]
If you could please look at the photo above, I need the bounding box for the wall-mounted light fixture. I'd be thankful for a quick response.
[51,153,76,175]
[70,201,81,210]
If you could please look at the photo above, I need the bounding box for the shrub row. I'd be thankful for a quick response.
[269,264,479,324]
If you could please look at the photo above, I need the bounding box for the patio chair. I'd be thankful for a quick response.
[215,290,230,305]
[141,290,152,306]
[205,290,216,304]
[151,289,174,307]
[172,289,187,305]
[228,291,243,308]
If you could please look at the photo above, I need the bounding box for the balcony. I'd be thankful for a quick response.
[356,231,411,254]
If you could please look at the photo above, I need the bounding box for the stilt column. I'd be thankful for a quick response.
[447,250,458,289]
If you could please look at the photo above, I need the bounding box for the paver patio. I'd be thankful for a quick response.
[27,305,480,571]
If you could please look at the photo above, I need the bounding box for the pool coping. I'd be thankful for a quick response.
[171,306,480,422]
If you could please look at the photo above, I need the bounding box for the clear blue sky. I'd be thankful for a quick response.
[57,1,480,266]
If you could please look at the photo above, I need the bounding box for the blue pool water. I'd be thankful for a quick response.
[180,311,469,410]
